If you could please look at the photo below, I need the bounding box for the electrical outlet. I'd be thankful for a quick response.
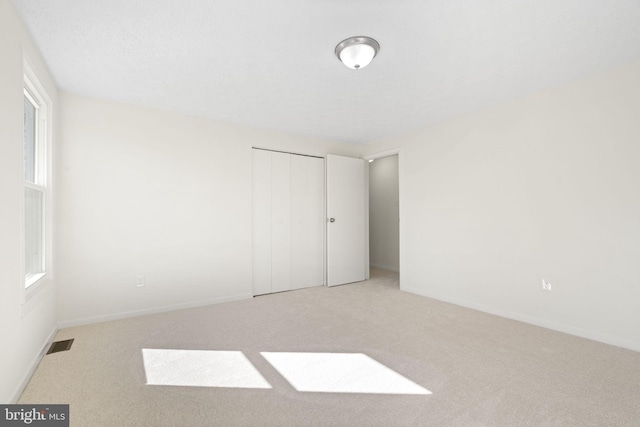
[541,278,552,291]
[135,274,145,287]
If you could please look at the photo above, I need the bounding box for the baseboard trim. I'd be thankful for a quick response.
[11,326,58,403]
[57,293,253,329]
[370,264,399,273]
[401,286,640,353]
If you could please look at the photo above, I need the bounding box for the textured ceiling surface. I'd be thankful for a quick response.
[11,0,640,144]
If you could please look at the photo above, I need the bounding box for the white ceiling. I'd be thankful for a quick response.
[12,0,640,144]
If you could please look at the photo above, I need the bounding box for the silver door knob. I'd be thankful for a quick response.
[329,218,336,223]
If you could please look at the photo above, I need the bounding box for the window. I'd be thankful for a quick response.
[23,60,51,290]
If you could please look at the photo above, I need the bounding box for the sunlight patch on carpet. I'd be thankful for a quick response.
[142,349,272,389]
[261,352,431,395]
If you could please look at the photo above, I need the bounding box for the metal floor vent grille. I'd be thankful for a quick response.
[46,339,74,355]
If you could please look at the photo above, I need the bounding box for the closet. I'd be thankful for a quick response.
[252,149,324,295]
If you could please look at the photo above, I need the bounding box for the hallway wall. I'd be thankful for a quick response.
[369,155,399,272]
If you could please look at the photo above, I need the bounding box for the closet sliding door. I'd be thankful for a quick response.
[252,149,272,296]
[252,149,324,296]
[291,155,324,290]
[271,152,291,293]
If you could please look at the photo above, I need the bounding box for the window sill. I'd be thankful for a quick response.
[26,272,46,289]
[22,272,51,317]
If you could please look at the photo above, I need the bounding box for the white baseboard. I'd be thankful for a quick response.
[11,326,58,403]
[401,285,640,353]
[370,264,399,273]
[58,293,253,329]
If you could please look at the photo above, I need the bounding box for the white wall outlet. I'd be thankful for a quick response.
[135,274,145,287]
[541,278,552,291]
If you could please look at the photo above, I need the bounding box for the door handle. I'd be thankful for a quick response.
[329,218,336,223]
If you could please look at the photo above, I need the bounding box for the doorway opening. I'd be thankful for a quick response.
[366,151,400,286]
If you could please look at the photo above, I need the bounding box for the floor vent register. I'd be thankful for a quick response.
[46,339,74,355]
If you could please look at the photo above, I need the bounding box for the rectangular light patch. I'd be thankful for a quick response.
[261,352,431,395]
[143,349,271,389]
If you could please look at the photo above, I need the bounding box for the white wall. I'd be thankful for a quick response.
[369,155,399,272]
[366,61,640,352]
[0,0,58,403]
[56,93,359,326]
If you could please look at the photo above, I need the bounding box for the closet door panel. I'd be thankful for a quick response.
[291,155,324,289]
[271,152,291,293]
[252,149,272,295]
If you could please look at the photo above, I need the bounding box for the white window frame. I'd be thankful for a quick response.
[22,57,53,301]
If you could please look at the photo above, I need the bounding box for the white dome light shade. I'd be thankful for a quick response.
[339,44,375,70]
[335,37,380,70]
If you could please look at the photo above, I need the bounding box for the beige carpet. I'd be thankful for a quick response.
[19,269,640,426]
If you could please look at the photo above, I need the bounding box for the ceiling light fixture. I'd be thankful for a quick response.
[335,36,380,70]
